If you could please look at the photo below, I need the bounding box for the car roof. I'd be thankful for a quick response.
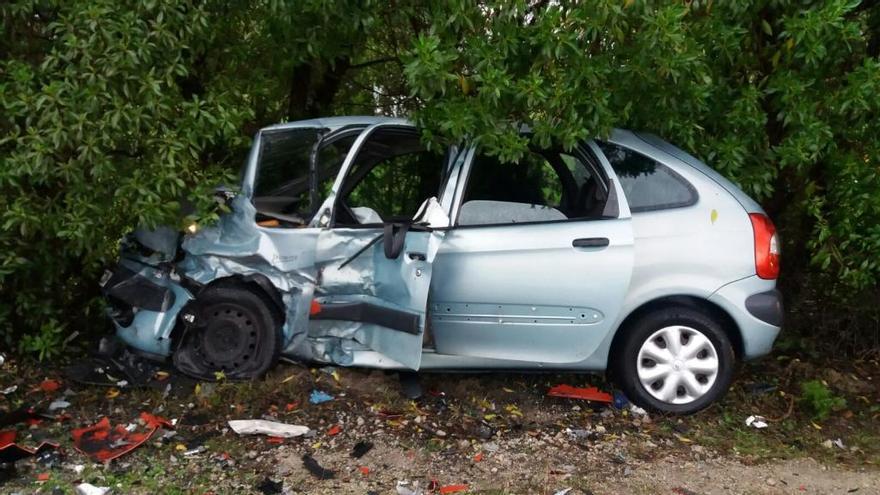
[259,118,761,213]
[261,116,411,133]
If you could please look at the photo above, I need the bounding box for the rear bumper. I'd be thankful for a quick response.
[709,276,782,360]
[745,289,784,327]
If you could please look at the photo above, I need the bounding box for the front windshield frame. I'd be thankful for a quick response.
[247,125,366,227]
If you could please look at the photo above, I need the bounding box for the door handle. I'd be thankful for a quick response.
[572,237,610,248]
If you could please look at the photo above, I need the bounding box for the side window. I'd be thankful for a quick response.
[597,142,697,213]
[335,128,445,225]
[458,148,608,226]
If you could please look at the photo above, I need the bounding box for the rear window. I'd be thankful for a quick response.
[597,142,697,213]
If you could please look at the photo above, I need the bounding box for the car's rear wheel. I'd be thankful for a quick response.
[173,286,282,380]
[613,306,735,414]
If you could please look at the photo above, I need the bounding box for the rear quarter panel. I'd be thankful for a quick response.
[590,131,757,366]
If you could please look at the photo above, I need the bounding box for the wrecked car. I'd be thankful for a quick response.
[101,116,782,414]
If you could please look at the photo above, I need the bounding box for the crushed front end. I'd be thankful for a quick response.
[101,226,194,359]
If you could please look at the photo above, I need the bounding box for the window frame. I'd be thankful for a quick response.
[449,141,620,229]
[249,125,367,228]
[596,141,699,214]
[329,125,448,229]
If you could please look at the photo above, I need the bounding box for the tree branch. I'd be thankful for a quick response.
[349,57,398,69]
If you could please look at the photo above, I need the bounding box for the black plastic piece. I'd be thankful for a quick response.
[399,371,422,399]
[102,265,175,312]
[383,221,411,259]
[572,237,610,248]
[745,289,784,327]
[302,454,335,480]
[311,301,421,335]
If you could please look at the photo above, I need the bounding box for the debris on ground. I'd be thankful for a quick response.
[0,430,59,464]
[745,415,769,429]
[823,438,846,450]
[48,399,71,411]
[39,380,61,393]
[302,454,335,479]
[1,385,17,395]
[629,404,648,416]
[350,440,374,458]
[1,354,878,493]
[438,484,469,494]
[309,389,334,404]
[399,371,423,399]
[71,412,173,462]
[75,483,111,495]
[396,480,423,495]
[547,384,613,403]
[745,383,778,395]
[228,419,309,438]
[0,407,60,463]
[256,477,283,494]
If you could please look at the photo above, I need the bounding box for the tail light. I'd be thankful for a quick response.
[749,213,780,279]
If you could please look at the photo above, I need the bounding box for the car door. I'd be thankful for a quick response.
[309,123,453,370]
[429,141,635,363]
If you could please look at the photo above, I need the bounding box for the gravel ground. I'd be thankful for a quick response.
[0,355,878,494]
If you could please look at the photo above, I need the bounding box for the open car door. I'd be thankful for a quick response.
[309,123,451,370]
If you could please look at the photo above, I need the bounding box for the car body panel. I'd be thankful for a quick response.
[429,217,634,363]
[709,275,781,359]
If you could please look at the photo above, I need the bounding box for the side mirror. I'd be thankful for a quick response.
[383,221,410,260]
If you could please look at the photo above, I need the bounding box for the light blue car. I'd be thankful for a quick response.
[102,116,782,414]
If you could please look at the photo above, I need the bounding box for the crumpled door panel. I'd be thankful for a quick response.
[307,225,443,369]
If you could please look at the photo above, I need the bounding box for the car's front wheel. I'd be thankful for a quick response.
[173,285,282,380]
[613,306,735,414]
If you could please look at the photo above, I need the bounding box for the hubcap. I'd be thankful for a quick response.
[636,325,719,405]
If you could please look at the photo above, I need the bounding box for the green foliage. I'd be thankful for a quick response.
[406,1,880,298]
[800,380,847,420]
[1,1,246,349]
[1,0,879,355]
[18,318,66,361]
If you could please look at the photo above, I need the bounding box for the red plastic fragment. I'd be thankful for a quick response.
[439,484,469,494]
[36,472,50,481]
[140,412,173,430]
[546,384,613,404]
[0,431,59,463]
[266,436,284,444]
[473,452,483,462]
[327,425,341,436]
[39,380,60,393]
[72,412,173,462]
[285,402,299,411]
[358,466,370,476]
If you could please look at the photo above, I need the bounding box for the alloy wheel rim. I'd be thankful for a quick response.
[636,325,719,405]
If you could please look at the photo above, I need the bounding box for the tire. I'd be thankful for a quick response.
[173,285,282,380]
[612,306,735,415]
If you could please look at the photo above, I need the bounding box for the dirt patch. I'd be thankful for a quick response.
[0,354,878,494]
